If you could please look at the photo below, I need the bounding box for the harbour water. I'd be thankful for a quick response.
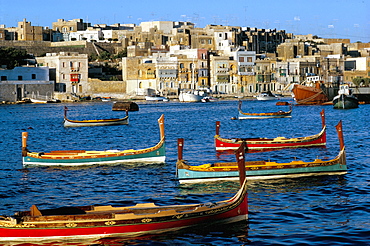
[0,99,369,245]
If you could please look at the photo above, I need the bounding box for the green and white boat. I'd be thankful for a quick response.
[22,115,166,167]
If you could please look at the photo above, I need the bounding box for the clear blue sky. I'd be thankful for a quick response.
[1,0,369,42]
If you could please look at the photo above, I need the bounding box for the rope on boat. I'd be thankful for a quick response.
[297,91,324,104]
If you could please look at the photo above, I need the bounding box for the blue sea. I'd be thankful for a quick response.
[0,99,369,245]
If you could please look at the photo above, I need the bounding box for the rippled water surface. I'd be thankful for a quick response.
[0,100,369,245]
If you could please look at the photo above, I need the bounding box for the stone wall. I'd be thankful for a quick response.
[87,78,127,99]
[0,40,123,57]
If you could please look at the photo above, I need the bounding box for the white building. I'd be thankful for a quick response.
[36,52,88,100]
[0,67,54,102]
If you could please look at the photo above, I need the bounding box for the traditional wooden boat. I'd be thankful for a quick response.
[63,106,129,127]
[292,82,329,105]
[0,144,248,242]
[237,101,292,119]
[177,120,346,184]
[216,109,326,153]
[333,84,359,109]
[22,115,166,167]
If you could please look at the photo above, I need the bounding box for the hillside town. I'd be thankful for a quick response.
[0,18,369,103]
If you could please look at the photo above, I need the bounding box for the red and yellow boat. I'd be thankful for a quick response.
[0,144,248,242]
[215,109,326,153]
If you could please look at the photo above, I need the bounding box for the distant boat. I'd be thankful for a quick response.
[237,101,292,119]
[177,120,346,184]
[63,106,129,127]
[101,97,112,102]
[178,90,205,102]
[215,109,326,152]
[22,115,166,167]
[1,141,247,242]
[145,95,169,101]
[333,84,359,109]
[256,91,279,101]
[201,96,218,102]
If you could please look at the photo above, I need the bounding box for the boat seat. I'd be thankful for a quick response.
[30,205,42,216]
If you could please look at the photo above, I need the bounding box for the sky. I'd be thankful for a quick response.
[1,0,369,42]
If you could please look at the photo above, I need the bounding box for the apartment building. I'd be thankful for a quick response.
[36,52,88,100]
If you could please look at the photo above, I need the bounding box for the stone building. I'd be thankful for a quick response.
[36,52,88,101]
[0,67,54,102]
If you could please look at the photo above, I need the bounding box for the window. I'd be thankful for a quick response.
[18,76,23,80]
[32,74,36,79]
[247,57,252,62]
[1,76,7,81]
[239,57,244,62]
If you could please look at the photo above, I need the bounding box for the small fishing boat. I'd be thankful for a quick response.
[22,115,166,167]
[333,84,359,109]
[177,120,346,184]
[256,91,279,101]
[145,95,169,101]
[216,109,326,152]
[63,106,129,127]
[237,101,292,119]
[0,144,248,242]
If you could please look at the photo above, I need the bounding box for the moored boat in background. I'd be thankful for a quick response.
[237,101,292,119]
[145,95,169,101]
[333,84,359,109]
[215,109,326,152]
[256,91,279,101]
[177,121,346,184]
[22,115,166,167]
[63,106,129,127]
[179,90,207,102]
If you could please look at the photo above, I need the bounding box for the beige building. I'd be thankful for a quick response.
[36,52,88,100]
[52,19,90,33]
[16,19,43,41]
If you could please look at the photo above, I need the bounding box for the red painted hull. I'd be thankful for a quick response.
[215,129,326,152]
[215,110,326,152]
[0,180,248,242]
[0,202,247,241]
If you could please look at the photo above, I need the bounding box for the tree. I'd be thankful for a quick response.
[0,47,29,69]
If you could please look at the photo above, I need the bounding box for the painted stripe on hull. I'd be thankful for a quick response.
[177,163,347,183]
[23,156,166,167]
[215,141,326,151]
[238,115,291,119]
[23,144,165,166]
[0,197,247,241]
[178,171,348,184]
